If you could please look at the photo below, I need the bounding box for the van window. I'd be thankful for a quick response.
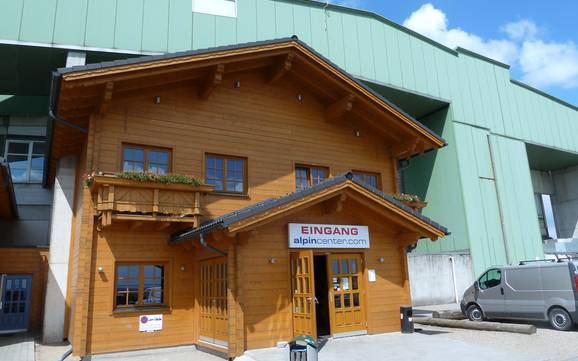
[506,268,541,291]
[479,269,502,290]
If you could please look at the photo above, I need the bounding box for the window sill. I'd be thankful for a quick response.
[209,192,250,198]
[112,305,171,316]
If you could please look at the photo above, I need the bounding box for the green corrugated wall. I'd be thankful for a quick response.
[2,0,577,274]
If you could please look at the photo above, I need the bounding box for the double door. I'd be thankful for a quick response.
[0,274,32,334]
[291,251,365,338]
[199,258,228,347]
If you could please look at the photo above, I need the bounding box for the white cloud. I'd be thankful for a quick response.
[403,3,578,90]
[520,40,578,88]
[502,19,538,41]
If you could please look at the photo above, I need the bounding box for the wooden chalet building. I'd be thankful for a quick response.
[47,37,448,358]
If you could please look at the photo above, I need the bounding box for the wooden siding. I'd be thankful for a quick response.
[91,70,396,218]
[236,198,409,351]
[0,247,49,331]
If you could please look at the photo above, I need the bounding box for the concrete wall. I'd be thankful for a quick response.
[552,165,578,238]
[0,184,52,246]
[407,251,474,306]
[43,155,77,343]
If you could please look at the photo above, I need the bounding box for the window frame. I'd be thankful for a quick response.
[120,143,172,174]
[352,170,382,190]
[204,153,248,195]
[478,268,502,290]
[113,261,169,311]
[294,164,330,190]
[4,139,46,183]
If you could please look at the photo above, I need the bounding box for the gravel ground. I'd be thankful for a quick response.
[417,323,578,361]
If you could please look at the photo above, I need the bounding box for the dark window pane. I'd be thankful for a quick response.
[334,294,341,308]
[7,142,29,154]
[352,276,358,290]
[332,260,339,274]
[344,293,351,308]
[116,292,127,306]
[32,142,47,154]
[341,259,349,274]
[353,293,360,307]
[350,259,357,274]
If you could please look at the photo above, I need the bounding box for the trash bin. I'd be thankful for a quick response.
[289,335,318,361]
[400,305,414,333]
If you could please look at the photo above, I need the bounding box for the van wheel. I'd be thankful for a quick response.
[466,304,483,322]
[549,308,573,331]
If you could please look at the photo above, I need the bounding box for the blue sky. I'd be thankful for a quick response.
[332,0,578,106]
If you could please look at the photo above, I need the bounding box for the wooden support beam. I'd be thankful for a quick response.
[323,193,347,214]
[326,93,355,121]
[388,138,419,159]
[267,52,295,84]
[397,231,420,246]
[199,64,225,100]
[129,221,143,230]
[156,222,171,231]
[98,82,114,114]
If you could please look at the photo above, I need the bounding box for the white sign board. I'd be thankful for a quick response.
[139,314,163,332]
[368,269,376,282]
[289,223,370,249]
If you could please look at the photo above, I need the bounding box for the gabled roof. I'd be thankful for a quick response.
[170,172,449,244]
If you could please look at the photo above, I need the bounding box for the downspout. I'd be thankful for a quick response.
[449,256,459,304]
[199,233,227,257]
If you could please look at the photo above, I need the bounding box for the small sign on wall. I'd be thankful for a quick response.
[139,314,163,332]
[289,223,370,249]
[368,269,376,282]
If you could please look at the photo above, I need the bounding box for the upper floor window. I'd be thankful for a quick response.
[295,165,329,191]
[205,154,247,194]
[115,263,166,309]
[5,140,46,183]
[122,144,171,174]
[352,171,381,190]
[192,0,237,18]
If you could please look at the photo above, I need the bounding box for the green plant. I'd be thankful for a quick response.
[392,193,422,203]
[112,171,203,186]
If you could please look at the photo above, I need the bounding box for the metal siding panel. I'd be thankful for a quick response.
[434,48,451,100]
[192,12,215,49]
[325,10,346,69]
[19,0,58,43]
[114,0,144,51]
[53,0,88,46]
[85,0,117,49]
[492,67,511,136]
[355,17,375,80]
[167,0,192,52]
[423,43,440,97]
[141,0,170,52]
[383,25,402,87]
[292,4,312,45]
[471,127,493,179]
[308,7,329,58]
[236,0,257,43]
[214,16,237,47]
[0,0,24,39]
[274,0,294,38]
[489,135,544,264]
[340,13,361,76]
[455,56,476,125]
[255,0,275,41]
[369,20,388,84]
[397,32,415,91]
[409,37,427,95]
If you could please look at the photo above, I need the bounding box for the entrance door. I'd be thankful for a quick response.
[327,254,365,336]
[291,251,317,337]
[199,258,228,347]
[0,274,33,334]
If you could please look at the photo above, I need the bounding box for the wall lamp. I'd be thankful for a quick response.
[378,257,385,263]
[269,258,277,264]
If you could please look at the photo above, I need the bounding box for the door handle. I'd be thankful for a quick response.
[500,287,504,295]
[306,297,319,304]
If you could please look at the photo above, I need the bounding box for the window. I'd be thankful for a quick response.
[5,140,46,183]
[535,193,557,240]
[295,165,329,190]
[478,269,502,290]
[352,171,381,189]
[122,144,170,174]
[205,154,247,194]
[115,263,166,308]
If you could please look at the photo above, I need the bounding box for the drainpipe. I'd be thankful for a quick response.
[449,256,459,304]
[199,233,227,257]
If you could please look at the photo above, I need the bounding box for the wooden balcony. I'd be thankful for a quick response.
[89,174,214,229]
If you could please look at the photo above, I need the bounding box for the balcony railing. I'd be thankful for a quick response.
[89,174,214,229]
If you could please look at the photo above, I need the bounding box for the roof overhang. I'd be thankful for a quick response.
[47,37,447,184]
[171,172,448,245]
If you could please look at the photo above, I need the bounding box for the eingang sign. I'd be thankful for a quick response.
[289,223,370,249]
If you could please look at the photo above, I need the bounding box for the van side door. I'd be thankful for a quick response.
[476,269,507,318]
[504,267,545,320]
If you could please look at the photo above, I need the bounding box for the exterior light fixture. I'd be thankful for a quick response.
[154,96,161,104]
[378,257,385,263]
[355,130,361,137]
[269,258,277,264]
[180,265,186,272]
[234,80,241,88]
[297,93,303,101]
[98,266,104,273]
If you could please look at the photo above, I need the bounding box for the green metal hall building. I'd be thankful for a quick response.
[1,0,578,320]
